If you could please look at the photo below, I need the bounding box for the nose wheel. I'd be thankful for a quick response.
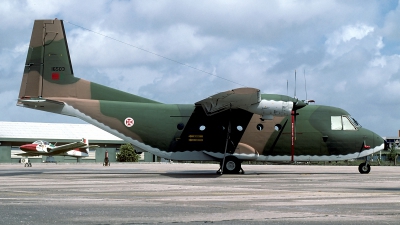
[358,162,371,174]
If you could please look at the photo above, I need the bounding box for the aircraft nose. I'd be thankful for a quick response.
[371,131,384,151]
[20,144,37,151]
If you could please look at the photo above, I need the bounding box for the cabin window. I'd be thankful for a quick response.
[331,116,356,130]
[177,123,184,130]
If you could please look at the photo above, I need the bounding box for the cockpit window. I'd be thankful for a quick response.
[348,116,362,128]
[331,116,342,130]
[331,115,357,131]
[342,116,356,130]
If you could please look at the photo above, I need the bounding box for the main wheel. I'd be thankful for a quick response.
[222,156,241,174]
[358,163,371,174]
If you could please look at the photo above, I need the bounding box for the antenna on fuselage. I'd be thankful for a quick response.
[303,69,315,104]
[304,69,308,101]
[294,70,297,100]
[286,79,288,96]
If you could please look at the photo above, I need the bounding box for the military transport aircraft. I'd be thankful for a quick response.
[17,19,385,174]
[17,138,97,167]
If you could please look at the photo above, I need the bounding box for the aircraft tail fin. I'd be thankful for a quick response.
[80,138,89,154]
[19,19,77,99]
[18,19,159,105]
[78,138,99,155]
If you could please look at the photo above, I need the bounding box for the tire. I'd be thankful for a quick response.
[358,163,371,174]
[222,156,241,174]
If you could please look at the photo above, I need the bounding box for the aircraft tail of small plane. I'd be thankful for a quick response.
[79,138,90,154]
[76,138,97,155]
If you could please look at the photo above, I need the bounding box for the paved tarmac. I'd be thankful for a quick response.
[0,163,399,225]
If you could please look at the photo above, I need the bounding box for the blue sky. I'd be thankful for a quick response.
[1,0,400,137]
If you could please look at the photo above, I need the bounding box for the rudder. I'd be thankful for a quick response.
[79,138,90,155]
[19,19,77,99]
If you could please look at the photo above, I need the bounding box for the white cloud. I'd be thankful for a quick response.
[325,23,375,55]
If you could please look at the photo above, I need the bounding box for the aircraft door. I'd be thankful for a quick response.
[172,106,253,153]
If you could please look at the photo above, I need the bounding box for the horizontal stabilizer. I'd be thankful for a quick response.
[15,152,41,157]
[85,145,99,149]
[18,97,64,105]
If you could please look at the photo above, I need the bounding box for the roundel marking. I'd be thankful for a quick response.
[124,117,134,127]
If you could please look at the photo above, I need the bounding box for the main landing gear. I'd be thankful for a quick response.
[217,156,244,174]
[21,158,32,167]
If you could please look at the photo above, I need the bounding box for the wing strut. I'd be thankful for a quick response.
[220,104,232,175]
[217,104,244,174]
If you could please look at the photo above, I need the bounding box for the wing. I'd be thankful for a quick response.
[195,87,294,120]
[195,87,261,116]
[49,141,87,155]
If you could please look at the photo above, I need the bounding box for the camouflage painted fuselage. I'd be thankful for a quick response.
[18,20,384,162]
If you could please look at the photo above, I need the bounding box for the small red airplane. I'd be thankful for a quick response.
[18,138,98,167]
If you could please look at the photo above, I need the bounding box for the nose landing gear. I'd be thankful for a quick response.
[358,162,371,174]
[358,156,372,174]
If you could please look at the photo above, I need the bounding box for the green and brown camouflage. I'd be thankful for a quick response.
[18,19,385,174]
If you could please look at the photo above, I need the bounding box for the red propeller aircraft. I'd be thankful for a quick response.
[18,138,98,167]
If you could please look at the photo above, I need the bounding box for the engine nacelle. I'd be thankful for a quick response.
[246,100,293,120]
